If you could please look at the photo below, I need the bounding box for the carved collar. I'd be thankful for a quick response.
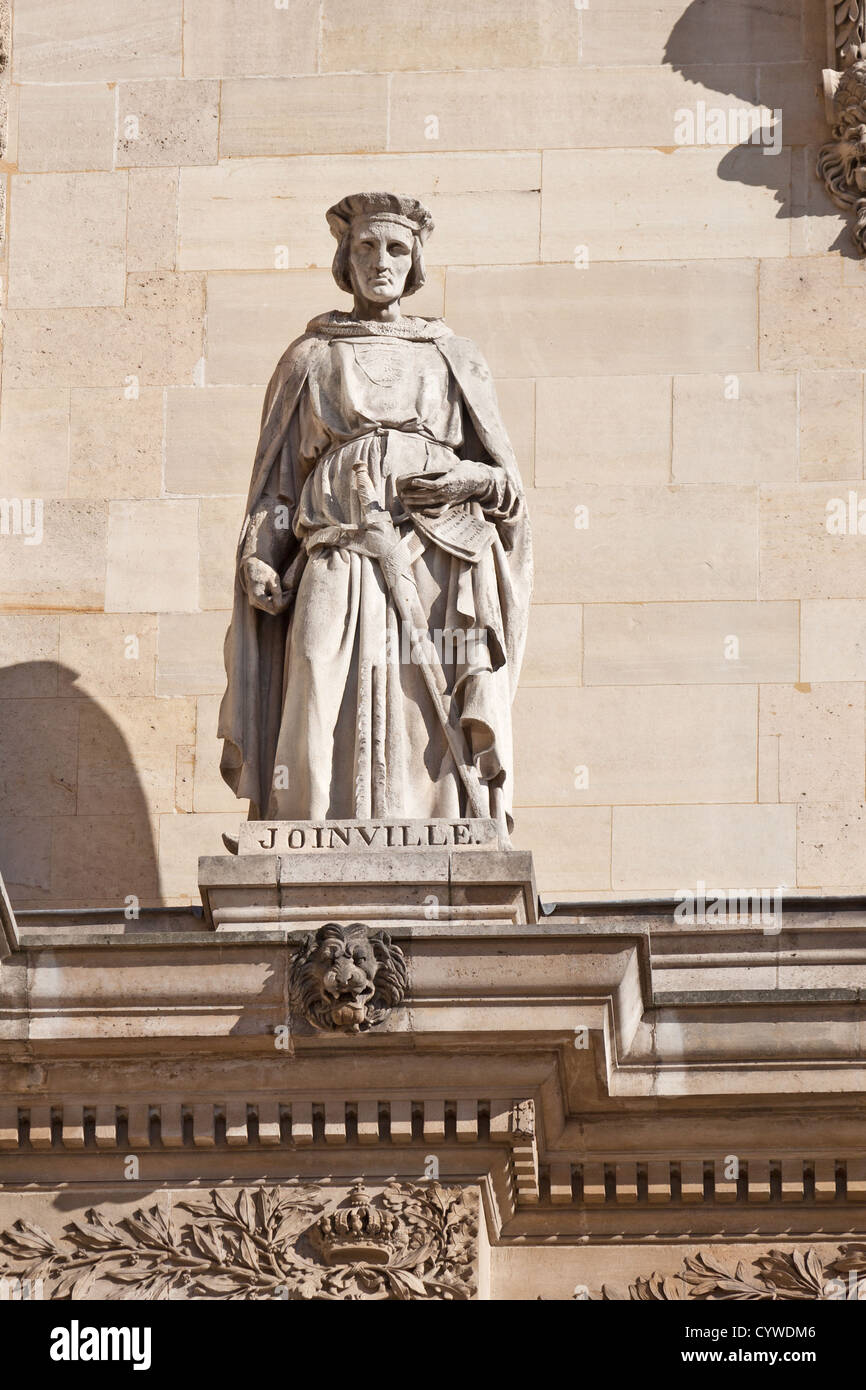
[306,311,453,341]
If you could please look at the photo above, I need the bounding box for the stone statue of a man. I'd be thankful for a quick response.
[218,192,532,835]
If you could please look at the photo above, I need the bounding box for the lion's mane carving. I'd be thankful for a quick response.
[290,922,408,1033]
[818,59,866,252]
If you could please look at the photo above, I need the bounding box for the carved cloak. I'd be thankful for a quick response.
[218,317,532,820]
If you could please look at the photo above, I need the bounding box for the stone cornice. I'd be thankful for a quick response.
[5,890,866,1241]
[1,1095,865,1241]
[6,907,866,1078]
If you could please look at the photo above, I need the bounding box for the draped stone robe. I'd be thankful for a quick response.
[218,312,532,828]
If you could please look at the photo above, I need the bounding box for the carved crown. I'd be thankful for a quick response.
[311,1183,398,1266]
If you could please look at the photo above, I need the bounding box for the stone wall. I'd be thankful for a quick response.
[0,0,860,908]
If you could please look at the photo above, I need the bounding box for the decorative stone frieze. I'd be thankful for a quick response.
[818,60,866,252]
[819,0,866,250]
[601,1246,866,1301]
[0,0,7,311]
[832,0,866,69]
[0,1181,479,1301]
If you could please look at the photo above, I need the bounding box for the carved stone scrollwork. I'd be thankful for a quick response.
[0,1181,478,1301]
[289,922,408,1033]
[818,59,866,253]
[0,0,8,246]
[834,0,866,69]
[601,1246,866,1301]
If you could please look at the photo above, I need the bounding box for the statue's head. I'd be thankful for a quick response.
[326,191,434,305]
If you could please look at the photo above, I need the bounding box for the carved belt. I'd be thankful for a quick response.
[303,429,494,564]
[315,425,446,469]
[303,428,428,560]
[304,523,426,568]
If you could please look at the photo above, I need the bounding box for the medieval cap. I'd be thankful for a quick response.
[326,191,434,243]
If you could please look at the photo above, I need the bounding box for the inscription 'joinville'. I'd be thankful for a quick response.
[246,820,493,853]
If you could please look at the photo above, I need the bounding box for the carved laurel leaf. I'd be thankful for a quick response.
[272,1208,322,1246]
[139,1272,176,1302]
[386,1267,429,1299]
[68,1263,100,1302]
[189,1222,225,1266]
[629,1272,687,1300]
[237,1231,261,1272]
[752,1248,827,1298]
[210,1190,239,1223]
[123,1210,176,1251]
[0,1219,58,1258]
[676,1252,772,1300]
[837,0,866,62]
[601,1246,850,1302]
[64,1212,134,1253]
[52,1268,90,1301]
[237,1190,256,1232]
[189,1272,251,1298]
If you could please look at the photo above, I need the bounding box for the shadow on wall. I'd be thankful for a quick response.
[0,662,159,911]
[664,0,848,252]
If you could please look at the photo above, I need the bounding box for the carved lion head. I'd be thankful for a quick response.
[290,922,408,1033]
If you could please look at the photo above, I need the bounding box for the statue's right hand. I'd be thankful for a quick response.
[240,557,288,614]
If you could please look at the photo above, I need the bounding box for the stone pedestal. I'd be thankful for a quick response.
[199,819,538,931]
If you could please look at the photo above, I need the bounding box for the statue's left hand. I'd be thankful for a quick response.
[240,557,293,614]
[397,462,492,510]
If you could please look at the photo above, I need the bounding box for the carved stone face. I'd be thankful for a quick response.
[817,65,866,252]
[833,117,866,179]
[832,65,866,165]
[317,930,378,1028]
[347,217,413,305]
